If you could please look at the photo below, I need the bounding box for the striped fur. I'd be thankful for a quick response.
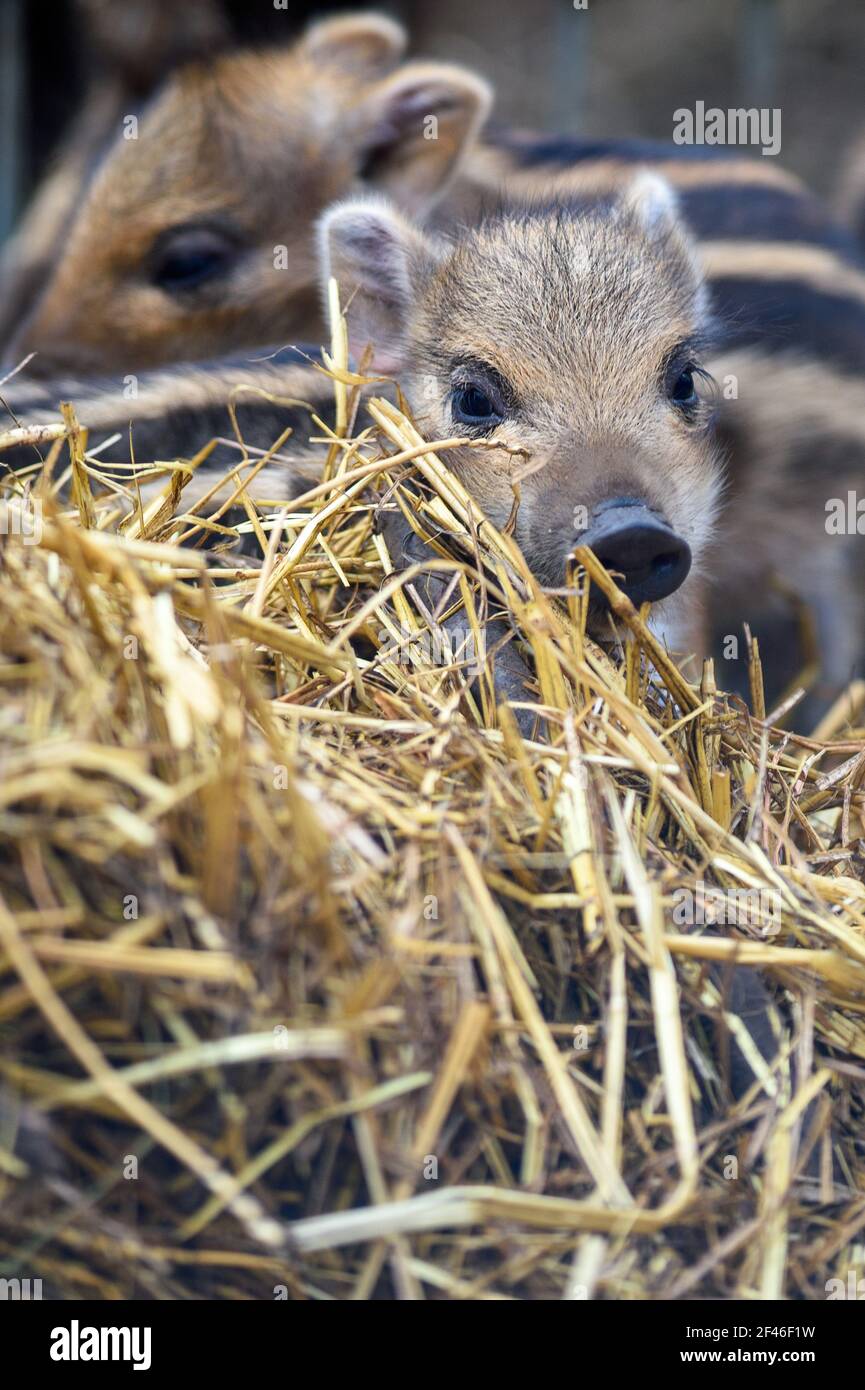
[7,21,865,390]
[0,347,331,510]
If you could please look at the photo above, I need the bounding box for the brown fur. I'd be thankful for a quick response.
[321,183,721,649]
[0,0,231,346]
[699,240,865,307]
[460,144,804,201]
[5,14,490,375]
[1,349,331,512]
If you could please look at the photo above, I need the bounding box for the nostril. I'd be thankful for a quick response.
[651,551,679,578]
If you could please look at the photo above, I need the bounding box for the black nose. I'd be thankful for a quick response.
[577,499,691,605]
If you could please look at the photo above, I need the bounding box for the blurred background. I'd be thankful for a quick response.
[1,0,864,249]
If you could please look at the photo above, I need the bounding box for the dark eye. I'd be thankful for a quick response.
[150,227,237,292]
[670,366,698,408]
[452,384,500,426]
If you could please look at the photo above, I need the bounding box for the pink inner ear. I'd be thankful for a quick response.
[332,216,413,307]
[387,83,443,122]
[364,75,474,157]
[340,326,404,379]
[339,222,399,269]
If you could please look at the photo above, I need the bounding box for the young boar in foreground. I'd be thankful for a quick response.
[317,183,777,680]
[319,183,865,720]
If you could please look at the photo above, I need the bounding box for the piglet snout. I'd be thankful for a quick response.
[577,497,691,605]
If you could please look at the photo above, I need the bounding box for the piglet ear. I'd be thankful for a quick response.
[298,13,406,77]
[318,197,441,373]
[356,63,492,216]
[620,170,708,316]
[620,171,681,238]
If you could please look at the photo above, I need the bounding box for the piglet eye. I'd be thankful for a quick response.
[452,384,499,426]
[150,226,237,293]
[670,366,697,408]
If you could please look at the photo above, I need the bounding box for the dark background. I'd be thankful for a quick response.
[1,0,864,247]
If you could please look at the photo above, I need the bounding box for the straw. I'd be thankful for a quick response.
[0,294,863,1300]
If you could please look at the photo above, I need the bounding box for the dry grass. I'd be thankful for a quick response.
[0,298,864,1301]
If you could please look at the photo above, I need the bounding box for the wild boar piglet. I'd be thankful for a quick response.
[4,13,490,374]
[321,176,723,651]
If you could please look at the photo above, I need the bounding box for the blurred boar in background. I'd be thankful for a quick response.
[0,0,231,345]
[3,12,490,374]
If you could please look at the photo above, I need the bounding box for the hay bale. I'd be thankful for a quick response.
[0,310,863,1301]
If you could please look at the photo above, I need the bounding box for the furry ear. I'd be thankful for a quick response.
[356,63,492,215]
[318,197,441,372]
[620,171,681,237]
[298,12,406,77]
[620,171,708,316]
